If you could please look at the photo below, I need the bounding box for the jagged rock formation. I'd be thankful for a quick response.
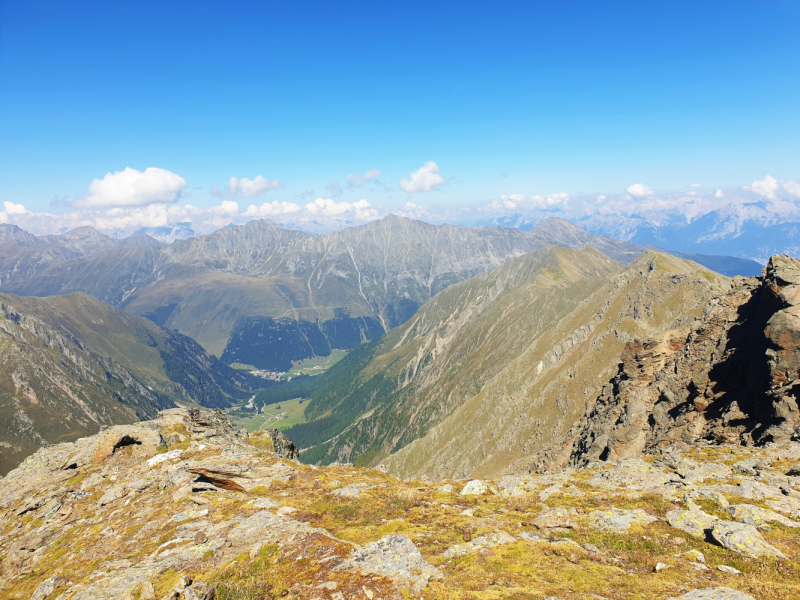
[0,292,260,475]
[0,217,746,365]
[556,254,800,470]
[0,407,796,599]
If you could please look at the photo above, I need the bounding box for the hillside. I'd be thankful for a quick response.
[0,217,746,368]
[0,292,260,475]
[290,250,797,481]
[0,406,795,599]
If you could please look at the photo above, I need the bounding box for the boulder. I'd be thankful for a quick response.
[666,508,717,538]
[460,480,489,495]
[710,520,786,558]
[587,508,658,533]
[334,534,441,592]
[532,507,576,533]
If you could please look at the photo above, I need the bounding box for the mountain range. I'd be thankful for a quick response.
[0,216,759,373]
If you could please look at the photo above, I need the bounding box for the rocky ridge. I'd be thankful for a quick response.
[0,408,798,599]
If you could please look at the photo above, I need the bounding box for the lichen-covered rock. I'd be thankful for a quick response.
[532,507,576,532]
[330,482,375,498]
[588,459,676,492]
[334,534,441,592]
[666,508,718,538]
[726,504,800,528]
[587,508,658,532]
[665,588,755,600]
[710,520,787,558]
[442,531,516,558]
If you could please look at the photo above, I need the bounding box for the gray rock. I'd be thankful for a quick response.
[334,534,441,592]
[666,508,717,538]
[443,531,516,558]
[330,483,375,499]
[726,503,800,528]
[437,484,454,494]
[717,565,742,575]
[732,457,768,475]
[532,507,576,532]
[710,520,786,558]
[183,581,218,600]
[587,508,658,532]
[588,459,675,492]
[665,587,755,600]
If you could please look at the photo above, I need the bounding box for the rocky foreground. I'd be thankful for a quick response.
[0,409,798,599]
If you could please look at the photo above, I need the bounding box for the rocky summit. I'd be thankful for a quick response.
[1,405,799,600]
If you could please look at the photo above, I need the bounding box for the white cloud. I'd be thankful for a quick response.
[482,192,569,214]
[211,175,283,199]
[626,183,655,197]
[346,168,382,188]
[304,198,378,221]
[243,201,303,218]
[75,167,186,209]
[744,175,779,199]
[4,201,29,215]
[715,188,724,198]
[394,202,430,220]
[400,161,444,193]
[596,194,606,202]
[690,183,702,188]
[784,180,800,199]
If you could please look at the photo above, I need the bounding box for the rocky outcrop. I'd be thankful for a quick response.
[560,254,800,468]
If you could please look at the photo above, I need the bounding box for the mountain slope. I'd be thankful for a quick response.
[0,292,259,475]
[0,217,643,364]
[288,248,741,478]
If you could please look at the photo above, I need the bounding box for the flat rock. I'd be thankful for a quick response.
[330,483,375,499]
[665,587,755,600]
[588,459,676,492]
[587,508,658,532]
[335,534,441,592]
[666,508,718,538]
[532,507,576,532]
[726,504,800,528]
[710,520,787,558]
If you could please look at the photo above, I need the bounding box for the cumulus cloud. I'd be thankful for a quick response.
[715,189,725,198]
[626,183,655,198]
[305,198,378,221]
[597,194,606,202]
[400,161,444,193]
[346,168,382,188]
[243,201,303,218]
[744,175,780,199]
[211,175,283,199]
[783,180,800,199]
[74,167,186,209]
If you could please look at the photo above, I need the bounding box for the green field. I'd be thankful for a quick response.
[287,350,348,377]
[233,396,308,432]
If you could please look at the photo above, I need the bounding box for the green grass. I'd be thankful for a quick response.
[234,397,308,432]
[287,349,348,377]
[229,362,258,371]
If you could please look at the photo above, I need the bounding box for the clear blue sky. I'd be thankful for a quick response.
[1,0,798,217]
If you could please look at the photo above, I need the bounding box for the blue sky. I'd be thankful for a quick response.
[0,0,798,234]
